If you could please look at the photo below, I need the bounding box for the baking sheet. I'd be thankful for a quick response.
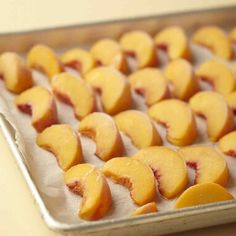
[0,36,236,225]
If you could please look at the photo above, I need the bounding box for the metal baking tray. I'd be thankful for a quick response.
[1,6,236,236]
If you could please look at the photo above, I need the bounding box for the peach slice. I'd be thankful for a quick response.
[148,99,197,146]
[196,60,236,95]
[178,146,229,186]
[133,146,187,199]
[36,124,83,170]
[52,73,96,119]
[130,202,157,217]
[230,27,236,43]
[119,30,157,69]
[61,48,95,75]
[0,52,33,93]
[175,183,234,209]
[224,91,236,113]
[154,26,191,60]
[192,26,233,60]
[102,157,156,205]
[64,163,112,220]
[27,44,63,79]
[218,131,236,157]
[15,86,58,132]
[190,91,234,141]
[164,59,199,100]
[90,39,128,73]
[128,68,169,106]
[79,112,124,161]
[114,110,161,148]
[85,67,132,115]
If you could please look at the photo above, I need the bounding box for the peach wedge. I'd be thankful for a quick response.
[64,163,112,220]
[115,110,161,149]
[90,39,128,73]
[133,146,187,199]
[190,91,234,141]
[218,131,236,157]
[196,60,236,95]
[27,44,63,80]
[52,73,96,119]
[85,67,132,115]
[36,124,83,171]
[230,27,236,43]
[120,30,157,69]
[175,183,234,209]
[128,68,169,106]
[164,59,199,100]
[178,146,229,186]
[148,99,197,146]
[0,52,33,93]
[102,157,156,205]
[61,48,95,75]
[154,26,191,60]
[15,86,58,132]
[79,112,124,161]
[192,26,233,60]
[130,202,158,217]
[225,91,236,113]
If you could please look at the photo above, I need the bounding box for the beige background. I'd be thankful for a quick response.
[1,1,236,235]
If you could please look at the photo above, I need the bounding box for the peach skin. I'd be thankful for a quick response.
[36,124,83,171]
[85,66,132,115]
[192,26,233,60]
[175,183,234,209]
[15,86,58,132]
[164,59,199,100]
[27,44,63,80]
[190,91,234,142]
[0,52,33,93]
[218,131,236,157]
[79,112,124,161]
[90,39,128,73]
[61,48,95,75]
[148,99,197,146]
[114,110,162,149]
[230,27,236,43]
[52,72,96,119]
[130,202,158,217]
[128,68,169,106]
[102,157,156,205]
[196,59,236,95]
[178,146,229,186]
[154,26,191,60]
[64,163,112,220]
[133,146,187,199]
[119,30,157,69]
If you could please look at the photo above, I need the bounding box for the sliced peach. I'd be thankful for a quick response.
[52,73,96,119]
[190,91,234,141]
[79,112,124,161]
[15,86,58,132]
[154,26,191,60]
[175,183,234,209]
[130,202,157,217]
[61,48,95,75]
[0,52,33,93]
[128,68,169,106]
[64,163,112,220]
[230,27,236,43]
[218,131,236,157]
[178,146,229,186]
[119,30,157,69]
[85,67,132,115]
[90,39,128,73]
[192,26,233,60]
[36,124,83,170]
[27,44,63,79]
[133,146,187,199]
[114,110,161,149]
[164,59,199,100]
[224,91,236,113]
[148,99,197,146]
[196,60,236,95]
[102,157,156,205]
